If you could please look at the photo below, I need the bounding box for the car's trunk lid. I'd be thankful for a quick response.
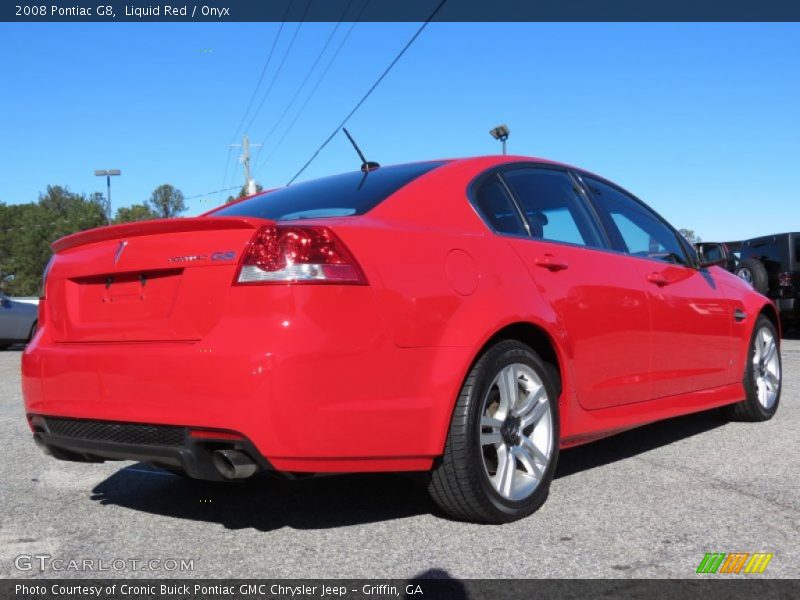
[47,217,269,343]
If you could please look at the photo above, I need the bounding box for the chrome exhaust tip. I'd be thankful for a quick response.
[212,449,258,479]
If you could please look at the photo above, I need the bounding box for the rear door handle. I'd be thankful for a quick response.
[646,272,669,286]
[534,254,569,272]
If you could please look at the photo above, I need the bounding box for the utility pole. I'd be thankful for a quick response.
[230,135,262,197]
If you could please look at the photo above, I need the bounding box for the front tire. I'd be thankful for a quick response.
[726,315,781,421]
[428,340,560,523]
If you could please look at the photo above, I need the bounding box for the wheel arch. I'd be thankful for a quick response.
[431,318,570,455]
[476,321,565,397]
[758,302,781,341]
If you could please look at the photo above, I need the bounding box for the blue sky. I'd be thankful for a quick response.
[0,22,797,241]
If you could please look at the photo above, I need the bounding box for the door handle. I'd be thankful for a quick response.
[534,254,569,272]
[646,272,669,286]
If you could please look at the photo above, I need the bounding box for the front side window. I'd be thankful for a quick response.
[582,176,689,266]
[502,168,603,248]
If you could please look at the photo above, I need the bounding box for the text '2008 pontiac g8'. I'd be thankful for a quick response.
[22,156,781,523]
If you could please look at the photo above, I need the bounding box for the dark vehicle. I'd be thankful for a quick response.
[735,233,800,328]
[722,241,742,273]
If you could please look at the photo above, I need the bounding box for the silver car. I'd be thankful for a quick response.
[0,294,38,349]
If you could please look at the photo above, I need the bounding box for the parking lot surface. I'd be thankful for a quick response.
[1,341,798,579]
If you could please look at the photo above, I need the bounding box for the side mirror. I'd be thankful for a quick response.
[695,242,728,268]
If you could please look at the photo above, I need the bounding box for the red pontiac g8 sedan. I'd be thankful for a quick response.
[23,156,782,523]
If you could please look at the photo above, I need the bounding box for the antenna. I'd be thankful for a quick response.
[342,128,380,173]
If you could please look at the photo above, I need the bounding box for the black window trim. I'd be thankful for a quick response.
[571,169,698,269]
[466,161,613,252]
[468,161,701,269]
[467,171,531,240]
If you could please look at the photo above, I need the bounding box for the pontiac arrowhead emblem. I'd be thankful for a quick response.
[113,241,128,266]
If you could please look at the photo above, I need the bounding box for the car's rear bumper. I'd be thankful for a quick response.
[28,415,269,481]
[22,291,471,473]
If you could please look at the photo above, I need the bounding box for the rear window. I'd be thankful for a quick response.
[211,161,445,221]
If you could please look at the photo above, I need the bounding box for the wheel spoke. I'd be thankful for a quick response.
[494,446,516,496]
[763,341,776,365]
[513,444,543,479]
[480,415,503,446]
[497,365,519,414]
[481,431,502,446]
[520,435,548,465]
[481,415,503,428]
[514,383,544,418]
[765,371,780,390]
[520,395,548,430]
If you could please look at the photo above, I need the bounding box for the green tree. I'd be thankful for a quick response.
[226,183,263,203]
[0,186,106,296]
[679,229,701,244]
[148,184,186,218]
[114,203,158,223]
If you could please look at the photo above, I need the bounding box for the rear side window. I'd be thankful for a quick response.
[212,161,445,221]
[473,175,528,236]
[502,168,603,248]
[583,176,689,266]
[794,236,800,265]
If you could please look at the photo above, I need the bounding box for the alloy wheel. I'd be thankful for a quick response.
[479,363,554,501]
[752,326,780,409]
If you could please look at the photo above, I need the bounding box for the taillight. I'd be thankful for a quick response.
[778,272,793,287]
[235,225,367,285]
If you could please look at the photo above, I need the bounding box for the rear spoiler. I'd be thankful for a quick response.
[52,217,267,253]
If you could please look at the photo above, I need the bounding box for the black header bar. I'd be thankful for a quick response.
[5,0,800,23]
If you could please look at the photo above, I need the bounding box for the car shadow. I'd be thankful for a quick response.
[554,409,727,479]
[90,468,435,532]
[89,409,731,530]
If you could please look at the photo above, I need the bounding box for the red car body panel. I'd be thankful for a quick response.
[22,156,777,473]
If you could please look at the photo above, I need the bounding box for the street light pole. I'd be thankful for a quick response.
[94,169,121,223]
[489,124,510,155]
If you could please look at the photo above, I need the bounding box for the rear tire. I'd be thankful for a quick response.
[726,316,781,422]
[27,321,38,343]
[736,258,769,294]
[428,340,560,523]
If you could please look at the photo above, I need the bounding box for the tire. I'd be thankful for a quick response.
[736,258,769,294]
[726,316,781,422]
[27,321,38,343]
[428,340,560,523]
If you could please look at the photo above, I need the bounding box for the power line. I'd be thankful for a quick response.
[253,0,369,176]
[240,0,313,139]
[286,0,447,186]
[228,2,292,146]
[220,146,234,197]
[220,4,290,195]
[256,0,354,152]
[184,185,241,202]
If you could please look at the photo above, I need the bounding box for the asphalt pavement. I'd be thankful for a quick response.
[1,340,798,579]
